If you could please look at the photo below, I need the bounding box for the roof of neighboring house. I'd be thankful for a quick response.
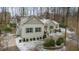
[40,18,59,25]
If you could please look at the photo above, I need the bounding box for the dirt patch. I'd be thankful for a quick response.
[66,40,79,51]
[2,46,19,51]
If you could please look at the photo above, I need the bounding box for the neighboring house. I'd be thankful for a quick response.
[40,18,59,34]
[16,16,44,43]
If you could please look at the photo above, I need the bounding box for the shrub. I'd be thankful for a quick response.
[10,23,16,28]
[59,23,66,28]
[43,35,46,39]
[56,37,64,46]
[3,26,12,33]
[43,39,55,47]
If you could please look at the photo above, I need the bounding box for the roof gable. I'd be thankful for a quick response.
[22,17,44,25]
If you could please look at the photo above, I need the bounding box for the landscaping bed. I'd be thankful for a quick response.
[44,43,64,50]
[43,37,65,50]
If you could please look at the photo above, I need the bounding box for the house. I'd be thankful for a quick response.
[15,16,60,50]
[16,16,44,43]
[16,17,59,43]
[40,18,59,35]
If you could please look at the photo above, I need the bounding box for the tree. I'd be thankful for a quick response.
[44,7,50,19]
[1,7,11,24]
[76,8,79,35]
[39,7,43,19]
[3,26,12,33]
[19,7,28,17]
[76,7,79,49]
[64,7,70,46]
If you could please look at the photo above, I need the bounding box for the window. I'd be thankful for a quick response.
[23,38,25,42]
[37,37,39,40]
[26,28,33,33]
[33,38,35,41]
[19,40,21,43]
[30,38,32,41]
[50,26,53,29]
[35,27,41,32]
[26,39,28,42]
[40,37,42,39]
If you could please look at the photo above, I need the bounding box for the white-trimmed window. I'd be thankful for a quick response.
[35,27,41,32]
[26,28,33,33]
